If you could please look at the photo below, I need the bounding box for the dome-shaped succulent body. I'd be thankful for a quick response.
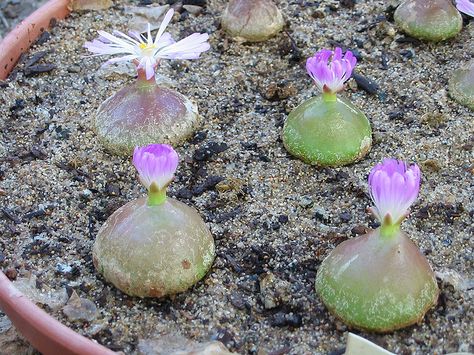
[84,9,210,156]
[449,61,474,111]
[315,229,439,332]
[283,95,372,167]
[394,0,462,41]
[93,196,215,297]
[94,80,199,157]
[221,0,285,42]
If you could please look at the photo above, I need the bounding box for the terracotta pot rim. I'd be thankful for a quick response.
[0,0,70,80]
[0,2,114,353]
[0,271,115,354]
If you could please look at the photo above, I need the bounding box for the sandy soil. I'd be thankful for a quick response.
[0,0,473,354]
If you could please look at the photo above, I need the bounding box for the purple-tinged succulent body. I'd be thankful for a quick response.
[316,159,439,332]
[95,79,199,156]
[221,0,284,42]
[84,9,210,156]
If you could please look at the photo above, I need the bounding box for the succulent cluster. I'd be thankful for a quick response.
[80,0,471,335]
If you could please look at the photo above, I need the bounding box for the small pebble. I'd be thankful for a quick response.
[63,291,98,322]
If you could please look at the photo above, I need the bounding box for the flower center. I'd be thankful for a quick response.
[139,42,157,56]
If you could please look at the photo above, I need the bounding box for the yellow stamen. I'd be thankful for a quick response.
[139,42,157,56]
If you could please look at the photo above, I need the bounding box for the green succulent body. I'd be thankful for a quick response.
[93,197,215,298]
[283,95,372,167]
[449,62,474,111]
[315,229,439,332]
[394,0,462,41]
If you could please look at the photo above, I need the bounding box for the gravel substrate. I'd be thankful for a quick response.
[0,1,473,354]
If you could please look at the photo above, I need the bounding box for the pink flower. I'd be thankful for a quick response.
[84,9,210,80]
[368,159,421,225]
[306,47,357,94]
[133,144,179,191]
[457,0,474,17]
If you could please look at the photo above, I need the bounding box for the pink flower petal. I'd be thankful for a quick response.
[368,159,421,224]
[306,47,357,94]
[133,144,179,191]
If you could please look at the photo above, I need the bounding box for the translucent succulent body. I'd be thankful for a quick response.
[94,79,199,156]
[93,197,215,297]
[449,61,474,111]
[283,95,372,166]
[315,229,439,332]
[221,0,284,42]
[394,0,462,41]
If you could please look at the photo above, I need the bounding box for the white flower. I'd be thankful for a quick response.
[84,9,210,79]
[457,0,474,17]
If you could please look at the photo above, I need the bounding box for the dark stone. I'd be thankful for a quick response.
[270,312,303,328]
[224,253,244,274]
[400,48,415,59]
[182,0,206,6]
[340,0,355,8]
[213,206,242,223]
[24,50,49,68]
[174,188,193,200]
[30,145,47,160]
[35,31,51,46]
[193,142,228,161]
[24,64,56,77]
[237,275,259,293]
[5,268,17,280]
[368,220,381,229]
[105,183,121,197]
[314,209,331,224]
[351,225,370,235]
[339,210,352,223]
[210,328,235,348]
[10,98,25,112]
[352,72,379,95]
[328,349,346,355]
[191,175,224,196]
[1,208,21,224]
[24,208,47,220]
[278,215,289,224]
[229,291,246,310]
[190,130,207,144]
[264,82,297,101]
[381,51,389,69]
[388,111,404,120]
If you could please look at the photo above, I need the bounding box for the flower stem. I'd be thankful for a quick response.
[379,222,401,240]
[322,92,337,102]
[136,67,155,87]
[147,189,167,206]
